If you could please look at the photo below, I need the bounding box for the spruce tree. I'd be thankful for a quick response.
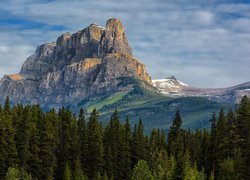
[56,107,73,179]
[236,95,250,150]
[216,108,228,160]
[167,108,183,157]
[123,116,132,179]
[131,160,153,180]
[208,112,217,176]
[77,108,87,172]
[16,106,31,169]
[39,110,58,180]
[74,159,86,180]
[86,109,104,178]
[26,105,41,179]
[225,108,238,157]
[0,101,18,178]
[63,162,72,180]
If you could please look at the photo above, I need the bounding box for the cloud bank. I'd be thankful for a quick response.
[0,0,249,87]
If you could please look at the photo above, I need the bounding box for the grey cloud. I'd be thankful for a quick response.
[0,0,249,88]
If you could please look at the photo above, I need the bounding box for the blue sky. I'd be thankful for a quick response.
[0,0,249,88]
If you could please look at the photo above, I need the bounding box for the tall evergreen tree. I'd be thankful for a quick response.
[123,116,132,179]
[131,160,153,180]
[86,109,104,178]
[131,118,147,168]
[39,110,58,180]
[207,112,217,176]
[225,108,238,157]
[56,107,73,179]
[216,108,228,160]
[26,105,41,179]
[0,104,20,178]
[236,95,250,150]
[16,106,31,169]
[77,108,87,172]
[167,108,184,157]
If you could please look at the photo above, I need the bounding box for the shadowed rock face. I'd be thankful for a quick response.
[0,18,152,108]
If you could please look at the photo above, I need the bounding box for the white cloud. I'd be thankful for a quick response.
[0,0,249,88]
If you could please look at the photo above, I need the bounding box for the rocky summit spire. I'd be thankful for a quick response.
[0,18,152,108]
[98,18,133,57]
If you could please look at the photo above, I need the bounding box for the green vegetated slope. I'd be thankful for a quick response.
[80,77,234,133]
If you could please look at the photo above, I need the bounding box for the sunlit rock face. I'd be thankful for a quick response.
[0,18,152,108]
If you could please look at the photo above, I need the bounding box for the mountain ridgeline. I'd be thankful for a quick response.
[0,18,152,109]
[0,18,249,131]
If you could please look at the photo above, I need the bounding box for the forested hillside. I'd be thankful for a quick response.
[0,96,249,180]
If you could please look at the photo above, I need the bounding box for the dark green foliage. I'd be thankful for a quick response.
[131,160,153,180]
[78,108,87,172]
[39,109,58,180]
[5,167,32,180]
[167,108,184,157]
[0,96,249,179]
[0,99,18,178]
[86,109,104,178]
[63,162,72,180]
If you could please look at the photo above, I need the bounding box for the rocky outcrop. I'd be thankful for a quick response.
[98,19,132,57]
[0,18,152,108]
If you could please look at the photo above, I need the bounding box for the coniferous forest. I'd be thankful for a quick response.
[0,96,250,180]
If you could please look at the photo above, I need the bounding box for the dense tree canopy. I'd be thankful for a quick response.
[0,96,249,179]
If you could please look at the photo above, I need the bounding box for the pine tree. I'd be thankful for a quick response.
[26,105,41,179]
[0,106,8,178]
[16,106,31,169]
[74,159,86,180]
[225,108,238,157]
[236,95,250,150]
[5,167,32,180]
[207,112,217,176]
[63,162,72,180]
[39,110,58,180]
[167,108,184,157]
[131,160,153,180]
[103,110,120,178]
[86,109,104,178]
[131,118,147,168]
[218,158,235,180]
[216,108,228,160]
[123,116,132,179]
[173,152,184,180]
[69,116,81,171]
[78,108,87,172]
[104,147,113,178]
[56,107,73,179]
[5,167,19,180]
[0,100,20,178]
[166,155,176,179]
[235,96,250,179]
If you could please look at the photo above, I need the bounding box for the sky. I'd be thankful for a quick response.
[0,0,249,88]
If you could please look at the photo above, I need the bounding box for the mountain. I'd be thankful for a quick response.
[0,18,247,132]
[0,18,153,109]
[152,76,188,95]
[153,76,250,103]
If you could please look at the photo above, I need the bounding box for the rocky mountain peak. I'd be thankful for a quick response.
[168,76,177,80]
[98,18,132,57]
[0,18,152,108]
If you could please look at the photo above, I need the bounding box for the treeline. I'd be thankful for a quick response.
[0,96,250,180]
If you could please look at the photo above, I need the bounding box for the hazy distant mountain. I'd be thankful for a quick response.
[153,76,250,103]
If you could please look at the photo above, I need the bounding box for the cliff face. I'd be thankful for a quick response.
[0,18,152,108]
